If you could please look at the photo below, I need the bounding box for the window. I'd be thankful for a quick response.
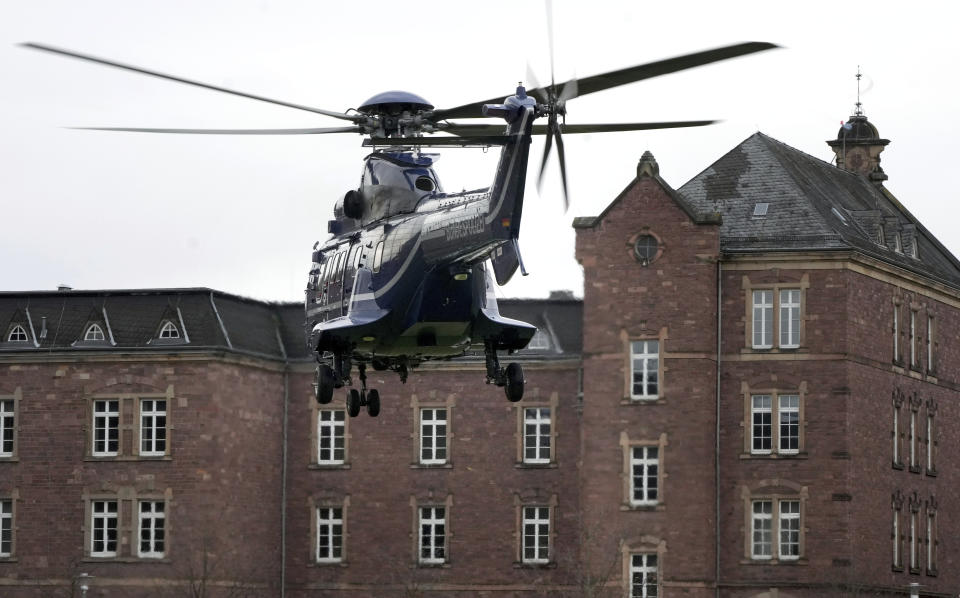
[318,410,346,465]
[909,510,919,571]
[779,290,801,348]
[926,406,936,474]
[522,506,550,564]
[748,392,803,456]
[418,507,446,564]
[909,310,917,368]
[0,400,14,458]
[630,340,659,400]
[92,400,119,457]
[749,497,804,562]
[316,507,343,563]
[892,507,902,569]
[372,242,385,273]
[752,290,773,349]
[523,408,551,464]
[909,408,918,470]
[419,408,447,465]
[140,399,167,457]
[926,507,937,574]
[630,446,659,507]
[6,325,28,343]
[526,329,550,350]
[892,401,901,467]
[0,499,11,557]
[138,501,165,558]
[926,315,935,372]
[751,288,802,350]
[85,324,105,342]
[893,304,900,362]
[633,235,659,265]
[630,553,658,598]
[159,321,180,339]
[91,500,118,557]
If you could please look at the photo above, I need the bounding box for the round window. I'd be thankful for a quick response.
[633,234,659,265]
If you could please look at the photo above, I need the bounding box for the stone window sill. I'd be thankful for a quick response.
[309,463,351,470]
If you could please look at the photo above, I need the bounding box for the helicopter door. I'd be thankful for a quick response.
[324,247,348,319]
[341,243,362,317]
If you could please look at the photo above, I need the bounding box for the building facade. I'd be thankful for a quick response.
[1,113,956,597]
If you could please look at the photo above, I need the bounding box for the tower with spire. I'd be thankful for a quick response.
[828,68,890,183]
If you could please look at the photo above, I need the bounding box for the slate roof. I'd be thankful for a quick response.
[679,133,960,287]
[0,288,582,361]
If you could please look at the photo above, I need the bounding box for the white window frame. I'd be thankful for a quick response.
[523,408,551,464]
[0,400,14,458]
[419,408,448,465]
[630,553,658,598]
[0,499,11,557]
[751,500,773,560]
[926,412,935,472]
[316,507,343,563]
[779,289,801,348]
[317,410,346,465]
[91,500,119,557]
[752,290,773,349]
[893,306,900,362]
[892,404,900,466]
[630,340,659,400]
[909,310,917,368]
[6,325,28,343]
[926,510,937,573]
[926,315,934,372]
[418,507,446,565]
[85,323,105,342]
[892,508,901,568]
[137,500,165,559]
[139,399,167,457]
[750,395,772,455]
[159,321,180,339]
[909,511,918,570]
[630,446,659,507]
[92,400,120,457]
[909,409,917,469]
[778,395,800,455]
[521,506,550,564]
[778,500,801,560]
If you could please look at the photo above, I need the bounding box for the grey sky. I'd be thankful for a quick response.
[3,0,957,301]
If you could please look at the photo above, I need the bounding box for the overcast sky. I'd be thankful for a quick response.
[3,0,958,302]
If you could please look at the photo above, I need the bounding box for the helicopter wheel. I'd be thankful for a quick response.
[315,364,335,404]
[504,362,524,402]
[366,389,381,417]
[346,388,362,418]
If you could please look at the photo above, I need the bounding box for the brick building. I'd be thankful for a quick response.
[2,112,957,597]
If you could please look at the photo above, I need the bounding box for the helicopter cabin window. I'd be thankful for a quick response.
[373,242,385,274]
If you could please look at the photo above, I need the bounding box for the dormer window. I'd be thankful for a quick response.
[527,329,550,351]
[910,241,919,259]
[159,321,180,339]
[84,324,106,342]
[878,226,885,246]
[894,233,903,254]
[7,325,28,343]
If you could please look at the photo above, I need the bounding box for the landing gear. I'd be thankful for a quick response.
[315,364,335,404]
[484,340,525,402]
[344,362,381,418]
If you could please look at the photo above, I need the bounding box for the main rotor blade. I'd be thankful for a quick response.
[443,120,717,136]
[21,43,359,122]
[536,116,556,193]
[431,42,777,120]
[553,122,569,211]
[69,126,361,135]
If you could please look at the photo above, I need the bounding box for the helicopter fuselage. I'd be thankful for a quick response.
[305,94,538,370]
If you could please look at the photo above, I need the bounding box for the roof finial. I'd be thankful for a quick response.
[854,66,863,116]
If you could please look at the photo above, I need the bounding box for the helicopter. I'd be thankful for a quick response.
[21,40,777,418]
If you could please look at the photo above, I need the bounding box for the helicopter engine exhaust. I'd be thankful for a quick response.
[342,190,365,220]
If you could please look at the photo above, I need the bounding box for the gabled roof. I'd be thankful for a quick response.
[679,133,960,286]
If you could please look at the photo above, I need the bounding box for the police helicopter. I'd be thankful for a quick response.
[22,40,776,418]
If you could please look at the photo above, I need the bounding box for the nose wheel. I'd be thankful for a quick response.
[345,363,381,418]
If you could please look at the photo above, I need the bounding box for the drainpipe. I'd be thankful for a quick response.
[715,258,722,598]
[281,365,289,598]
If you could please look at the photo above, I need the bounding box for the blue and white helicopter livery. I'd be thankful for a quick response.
[22,41,776,417]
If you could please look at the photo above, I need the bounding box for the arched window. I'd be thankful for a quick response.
[7,325,28,342]
[85,324,105,342]
[159,321,180,339]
